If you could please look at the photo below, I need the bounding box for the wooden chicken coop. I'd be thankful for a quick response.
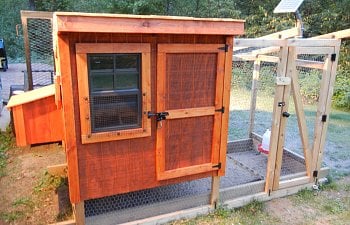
[51,12,244,224]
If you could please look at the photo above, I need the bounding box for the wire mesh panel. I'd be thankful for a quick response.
[26,18,54,88]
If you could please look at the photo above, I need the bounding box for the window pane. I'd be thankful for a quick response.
[115,54,139,72]
[116,72,139,89]
[89,55,113,71]
[91,73,114,91]
[91,94,140,132]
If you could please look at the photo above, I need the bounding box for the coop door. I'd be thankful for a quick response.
[155,44,226,180]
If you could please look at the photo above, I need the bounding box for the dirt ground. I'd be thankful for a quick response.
[0,144,71,225]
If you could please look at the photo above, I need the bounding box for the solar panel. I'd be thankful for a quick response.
[273,0,304,13]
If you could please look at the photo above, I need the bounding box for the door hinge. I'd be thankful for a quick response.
[331,53,336,62]
[213,162,222,169]
[215,107,225,113]
[218,44,229,52]
[313,170,318,178]
[321,115,327,122]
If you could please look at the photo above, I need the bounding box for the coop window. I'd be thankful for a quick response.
[88,54,141,132]
[76,43,151,144]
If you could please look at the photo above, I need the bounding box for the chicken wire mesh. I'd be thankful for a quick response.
[26,18,54,88]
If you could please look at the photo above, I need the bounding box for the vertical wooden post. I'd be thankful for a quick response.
[248,59,261,137]
[210,176,220,207]
[311,43,341,179]
[73,202,85,225]
[290,58,312,177]
[218,36,233,176]
[265,42,289,193]
[21,13,33,91]
[272,46,294,190]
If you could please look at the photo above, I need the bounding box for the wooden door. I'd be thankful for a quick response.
[156,44,226,180]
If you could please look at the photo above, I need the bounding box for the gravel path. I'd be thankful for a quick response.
[0,63,26,101]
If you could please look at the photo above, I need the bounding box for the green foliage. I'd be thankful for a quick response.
[34,0,70,11]
[237,199,264,216]
[34,171,67,193]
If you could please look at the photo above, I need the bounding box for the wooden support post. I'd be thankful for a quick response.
[248,60,261,137]
[311,43,341,179]
[73,202,85,225]
[21,13,33,91]
[265,43,289,193]
[47,163,67,177]
[290,58,312,177]
[210,176,220,207]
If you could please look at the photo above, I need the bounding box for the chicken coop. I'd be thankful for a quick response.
[7,10,348,225]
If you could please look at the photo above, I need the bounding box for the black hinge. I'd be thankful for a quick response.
[218,44,229,52]
[321,115,327,122]
[331,53,336,62]
[215,107,225,113]
[213,162,222,169]
[313,170,318,178]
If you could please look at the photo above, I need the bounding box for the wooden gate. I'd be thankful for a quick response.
[155,44,227,180]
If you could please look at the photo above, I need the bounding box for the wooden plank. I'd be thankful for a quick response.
[81,128,150,144]
[158,44,224,53]
[248,60,260,137]
[290,58,312,177]
[141,51,152,135]
[210,176,220,206]
[157,163,217,180]
[54,75,62,109]
[12,105,28,147]
[47,163,67,177]
[296,47,334,55]
[21,12,33,90]
[311,52,333,179]
[76,43,151,54]
[218,36,233,176]
[73,202,85,225]
[313,44,341,177]
[56,34,81,203]
[233,54,280,63]
[156,52,167,180]
[295,59,324,70]
[234,27,299,51]
[49,219,75,225]
[55,13,244,35]
[258,55,280,63]
[288,39,341,47]
[7,85,55,108]
[278,176,310,189]
[233,55,257,61]
[265,44,288,193]
[211,51,225,169]
[166,107,215,119]
[234,39,286,48]
[21,10,53,19]
[310,29,350,39]
[272,46,293,191]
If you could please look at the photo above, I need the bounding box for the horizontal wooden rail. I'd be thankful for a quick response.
[295,59,324,70]
[288,39,341,47]
[234,39,286,48]
[166,107,215,119]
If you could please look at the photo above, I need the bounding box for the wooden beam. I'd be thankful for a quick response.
[21,10,53,19]
[278,176,310,189]
[272,46,294,191]
[265,44,289,193]
[234,39,286,48]
[312,43,341,178]
[295,59,324,70]
[290,60,312,177]
[49,220,75,225]
[288,39,341,47]
[210,176,220,206]
[73,202,85,225]
[47,163,67,177]
[218,36,234,176]
[296,47,334,55]
[54,13,244,35]
[248,60,261,137]
[234,27,299,51]
[310,29,350,40]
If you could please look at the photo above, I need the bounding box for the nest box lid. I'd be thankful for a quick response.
[53,12,244,36]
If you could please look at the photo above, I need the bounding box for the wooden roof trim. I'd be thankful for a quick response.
[7,85,55,109]
[53,12,244,35]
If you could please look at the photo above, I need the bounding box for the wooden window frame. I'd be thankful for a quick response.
[76,43,151,144]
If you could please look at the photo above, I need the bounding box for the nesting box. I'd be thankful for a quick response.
[53,12,244,204]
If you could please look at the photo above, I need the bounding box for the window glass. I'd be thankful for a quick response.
[88,53,141,132]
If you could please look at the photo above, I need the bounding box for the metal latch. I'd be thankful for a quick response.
[147,111,169,121]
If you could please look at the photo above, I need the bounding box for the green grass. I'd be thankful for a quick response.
[34,171,67,193]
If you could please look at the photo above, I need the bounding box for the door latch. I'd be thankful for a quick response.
[147,111,169,121]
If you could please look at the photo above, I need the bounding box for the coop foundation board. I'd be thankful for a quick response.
[53,12,244,217]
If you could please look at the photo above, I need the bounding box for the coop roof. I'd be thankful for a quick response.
[53,12,244,35]
[7,85,55,109]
